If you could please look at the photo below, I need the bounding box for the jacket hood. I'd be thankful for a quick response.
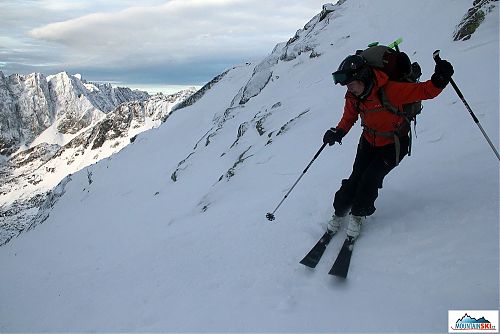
[350,68,389,101]
[373,68,389,88]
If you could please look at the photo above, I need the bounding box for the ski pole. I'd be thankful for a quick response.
[433,50,500,161]
[266,142,327,221]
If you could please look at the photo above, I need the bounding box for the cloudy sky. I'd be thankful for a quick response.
[0,0,328,90]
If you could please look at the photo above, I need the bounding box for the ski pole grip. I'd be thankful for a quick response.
[433,50,441,63]
[433,50,466,101]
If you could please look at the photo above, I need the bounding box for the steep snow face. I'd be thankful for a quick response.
[0,71,157,245]
[0,86,197,246]
[0,0,498,332]
[0,72,54,155]
[47,72,151,136]
[47,72,106,134]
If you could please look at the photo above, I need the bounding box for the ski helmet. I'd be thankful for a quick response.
[332,54,372,86]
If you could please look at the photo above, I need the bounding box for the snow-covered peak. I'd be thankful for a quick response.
[0,71,54,155]
[0,84,198,245]
[0,70,152,155]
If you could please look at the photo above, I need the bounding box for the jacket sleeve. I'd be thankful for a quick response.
[336,95,359,134]
[385,79,443,105]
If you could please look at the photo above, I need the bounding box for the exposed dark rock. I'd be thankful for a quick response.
[453,0,497,41]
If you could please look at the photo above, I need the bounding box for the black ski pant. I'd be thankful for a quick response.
[333,135,410,217]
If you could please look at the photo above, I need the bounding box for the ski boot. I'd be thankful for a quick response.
[346,214,364,240]
[327,214,345,235]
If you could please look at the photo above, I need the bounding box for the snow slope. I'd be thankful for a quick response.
[0,85,196,247]
[0,0,498,332]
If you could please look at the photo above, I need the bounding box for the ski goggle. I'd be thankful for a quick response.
[332,70,354,85]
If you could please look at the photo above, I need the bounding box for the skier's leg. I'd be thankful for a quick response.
[333,136,375,217]
[348,136,410,237]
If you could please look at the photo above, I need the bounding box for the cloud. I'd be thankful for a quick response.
[38,0,90,11]
[28,0,325,70]
[1,0,326,84]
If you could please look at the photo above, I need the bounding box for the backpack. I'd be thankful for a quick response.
[357,39,423,122]
[356,38,423,159]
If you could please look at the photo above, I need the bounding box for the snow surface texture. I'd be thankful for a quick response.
[0,0,498,332]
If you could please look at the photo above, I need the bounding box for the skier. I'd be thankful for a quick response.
[323,54,454,240]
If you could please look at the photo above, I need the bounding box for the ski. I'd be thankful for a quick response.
[299,231,334,268]
[328,237,355,278]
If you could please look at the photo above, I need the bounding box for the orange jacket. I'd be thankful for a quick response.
[336,69,443,146]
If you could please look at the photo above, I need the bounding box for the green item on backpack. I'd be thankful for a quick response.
[387,37,403,49]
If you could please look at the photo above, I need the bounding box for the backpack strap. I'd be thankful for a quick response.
[378,88,398,114]
[355,93,411,166]
[358,87,410,121]
[361,127,403,165]
[377,88,414,159]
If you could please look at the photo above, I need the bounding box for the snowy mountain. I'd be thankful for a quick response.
[0,0,498,332]
[0,71,149,155]
[0,72,54,155]
[0,73,197,245]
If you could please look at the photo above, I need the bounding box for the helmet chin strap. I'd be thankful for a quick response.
[357,79,374,100]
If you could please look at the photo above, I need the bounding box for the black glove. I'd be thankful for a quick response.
[323,127,346,146]
[431,59,454,88]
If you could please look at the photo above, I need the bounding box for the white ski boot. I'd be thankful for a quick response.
[346,214,364,240]
[327,215,344,235]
